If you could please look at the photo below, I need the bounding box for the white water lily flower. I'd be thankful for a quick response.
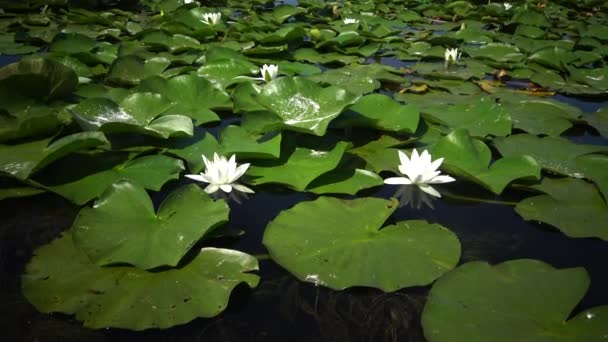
[343,18,359,24]
[185,153,254,194]
[384,149,455,198]
[200,12,221,26]
[503,2,513,10]
[444,48,461,65]
[260,64,279,83]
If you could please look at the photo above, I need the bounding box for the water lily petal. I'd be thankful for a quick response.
[231,163,250,182]
[185,174,210,183]
[417,184,441,198]
[220,184,233,193]
[429,157,444,172]
[384,177,413,185]
[428,175,456,184]
[233,183,255,193]
[204,184,220,194]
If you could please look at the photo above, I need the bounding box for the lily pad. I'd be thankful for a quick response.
[71,93,194,139]
[263,196,461,291]
[465,43,525,64]
[515,177,608,240]
[22,232,259,330]
[334,94,419,133]
[493,134,608,198]
[106,55,171,86]
[0,57,79,99]
[247,141,349,191]
[423,96,511,137]
[0,132,108,181]
[36,153,184,205]
[72,181,229,269]
[219,125,281,159]
[422,259,608,342]
[136,74,231,125]
[254,77,359,136]
[431,129,541,194]
[586,107,608,137]
[306,167,383,195]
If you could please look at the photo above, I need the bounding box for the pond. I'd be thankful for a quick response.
[1,0,608,341]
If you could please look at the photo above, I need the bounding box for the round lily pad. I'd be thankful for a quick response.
[263,196,461,291]
[422,259,608,342]
[22,232,259,330]
[72,181,229,269]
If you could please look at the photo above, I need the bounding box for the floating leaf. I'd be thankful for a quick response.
[586,107,608,138]
[247,141,349,191]
[22,232,259,330]
[263,197,461,291]
[431,129,541,194]
[0,57,78,99]
[136,74,231,125]
[71,93,193,139]
[516,178,608,240]
[306,168,383,195]
[106,55,171,86]
[334,94,419,133]
[0,132,108,181]
[422,259,608,342]
[36,153,184,205]
[254,77,359,136]
[73,181,229,269]
[219,125,281,159]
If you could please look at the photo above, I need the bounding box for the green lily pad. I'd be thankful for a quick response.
[263,196,461,291]
[197,59,260,90]
[166,129,220,173]
[267,4,306,24]
[423,96,511,137]
[495,94,581,136]
[528,46,577,72]
[431,129,541,194]
[348,135,408,173]
[0,132,108,181]
[254,77,359,136]
[0,57,79,99]
[422,259,608,342]
[48,32,97,55]
[247,141,349,191]
[586,107,608,137]
[22,232,259,330]
[71,93,194,139]
[0,186,45,200]
[465,43,525,64]
[306,167,383,195]
[73,181,229,269]
[307,63,403,96]
[516,177,608,240]
[413,62,484,81]
[36,153,184,205]
[219,125,281,159]
[293,48,364,65]
[106,55,171,86]
[334,94,419,133]
[136,74,231,125]
[493,134,608,198]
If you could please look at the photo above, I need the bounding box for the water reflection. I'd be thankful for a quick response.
[392,185,436,210]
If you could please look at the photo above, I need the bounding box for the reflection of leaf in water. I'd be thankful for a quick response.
[460,231,523,263]
[392,185,436,210]
[253,274,427,342]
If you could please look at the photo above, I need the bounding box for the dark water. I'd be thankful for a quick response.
[1,54,607,342]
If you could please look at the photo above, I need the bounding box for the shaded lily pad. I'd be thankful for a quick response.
[136,74,231,125]
[0,132,108,181]
[334,94,419,133]
[73,181,229,269]
[254,77,359,136]
[431,129,541,194]
[71,93,194,139]
[106,55,171,86]
[516,177,608,240]
[493,134,608,198]
[307,63,404,96]
[0,57,79,99]
[247,141,349,191]
[423,97,511,137]
[36,153,184,205]
[306,167,383,195]
[166,128,220,173]
[22,232,259,330]
[586,107,608,138]
[465,43,525,64]
[422,259,608,342]
[219,125,281,159]
[263,197,461,291]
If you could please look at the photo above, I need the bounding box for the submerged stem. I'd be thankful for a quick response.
[442,192,518,206]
